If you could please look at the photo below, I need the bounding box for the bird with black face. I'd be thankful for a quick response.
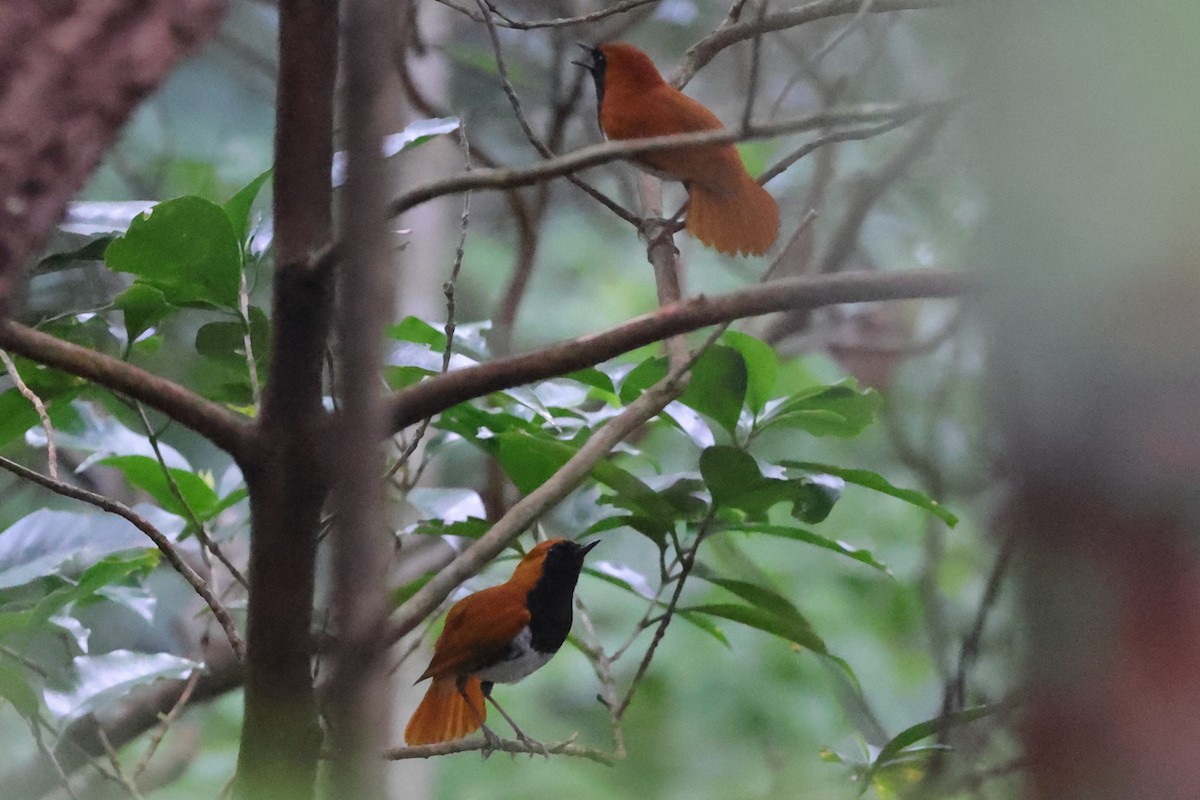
[404,538,599,749]
[576,41,780,257]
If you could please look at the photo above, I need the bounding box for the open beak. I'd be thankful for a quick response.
[572,41,599,70]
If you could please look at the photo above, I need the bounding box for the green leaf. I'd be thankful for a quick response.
[105,196,242,308]
[392,574,434,607]
[699,447,837,521]
[0,387,79,449]
[694,570,806,623]
[387,316,447,349]
[681,346,748,436]
[406,518,490,540]
[721,331,777,413]
[0,510,149,591]
[736,524,892,574]
[684,602,828,654]
[699,446,764,508]
[44,650,199,728]
[223,169,272,242]
[783,461,958,526]
[194,305,271,379]
[618,356,667,405]
[565,367,616,396]
[494,433,660,509]
[0,660,40,719]
[113,283,171,343]
[868,705,997,780]
[99,455,220,521]
[677,609,731,648]
[36,237,113,272]
[759,380,882,438]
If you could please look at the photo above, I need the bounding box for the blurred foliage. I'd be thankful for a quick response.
[0,1,1018,800]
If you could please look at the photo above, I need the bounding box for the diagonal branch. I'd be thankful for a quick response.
[0,321,252,460]
[384,268,975,435]
[0,455,245,662]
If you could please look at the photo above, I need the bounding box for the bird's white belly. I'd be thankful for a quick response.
[472,626,553,684]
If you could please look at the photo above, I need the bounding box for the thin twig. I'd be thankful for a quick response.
[131,668,202,782]
[97,727,145,800]
[740,0,770,133]
[810,0,876,63]
[134,404,249,590]
[474,0,638,227]
[0,455,246,661]
[238,272,262,407]
[434,0,660,30]
[1,348,58,479]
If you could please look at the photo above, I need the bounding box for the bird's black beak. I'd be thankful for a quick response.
[579,540,600,557]
[572,41,599,71]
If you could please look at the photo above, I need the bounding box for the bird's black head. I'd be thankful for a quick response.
[524,539,598,653]
[574,42,607,128]
[539,538,598,581]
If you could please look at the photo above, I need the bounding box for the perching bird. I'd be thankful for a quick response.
[577,41,780,256]
[403,538,598,748]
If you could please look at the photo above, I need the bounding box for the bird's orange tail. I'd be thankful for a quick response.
[404,676,486,746]
[686,176,780,256]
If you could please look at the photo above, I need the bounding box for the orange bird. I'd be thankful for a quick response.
[404,538,598,747]
[577,42,780,256]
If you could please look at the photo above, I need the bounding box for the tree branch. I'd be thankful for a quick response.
[0,456,245,662]
[385,268,974,434]
[0,321,252,460]
[389,103,943,215]
[673,0,954,86]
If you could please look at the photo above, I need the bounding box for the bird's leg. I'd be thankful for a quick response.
[456,677,502,758]
[482,682,549,757]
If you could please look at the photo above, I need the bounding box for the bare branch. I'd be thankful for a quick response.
[385,734,615,764]
[390,103,944,215]
[0,321,252,461]
[673,0,954,87]
[385,268,975,434]
[0,348,57,479]
[434,0,660,30]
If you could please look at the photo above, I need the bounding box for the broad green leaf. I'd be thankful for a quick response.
[677,609,731,648]
[44,650,199,728]
[387,316,447,349]
[0,661,40,719]
[0,387,80,449]
[194,305,271,376]
[223,169,272,242]
[36,237,113,272]
[100,455,220,521]
[783,461,959,526]
[494,433,660,511]
[737,524,892,574]
[565,367,616,396]
[721,331,777,413]
[759,380,882,438]
[700,447,837,522]
[114,283,171,343]
[0,510,148,590]
[684,602,828,654]
[405,518,490,540]
[105,196,242,308]
[680,346,747,436]
[699,446,763,508]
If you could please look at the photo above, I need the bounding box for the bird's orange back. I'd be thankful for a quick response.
[597,43,745,191]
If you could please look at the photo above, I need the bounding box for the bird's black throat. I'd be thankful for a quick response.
[524,541,593,654]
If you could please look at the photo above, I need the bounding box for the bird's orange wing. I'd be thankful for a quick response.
[417,583,531,681]
[602,86,746,190]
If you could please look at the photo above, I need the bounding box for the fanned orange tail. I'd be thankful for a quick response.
[404,676,486,745]
[686,176,780,256]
